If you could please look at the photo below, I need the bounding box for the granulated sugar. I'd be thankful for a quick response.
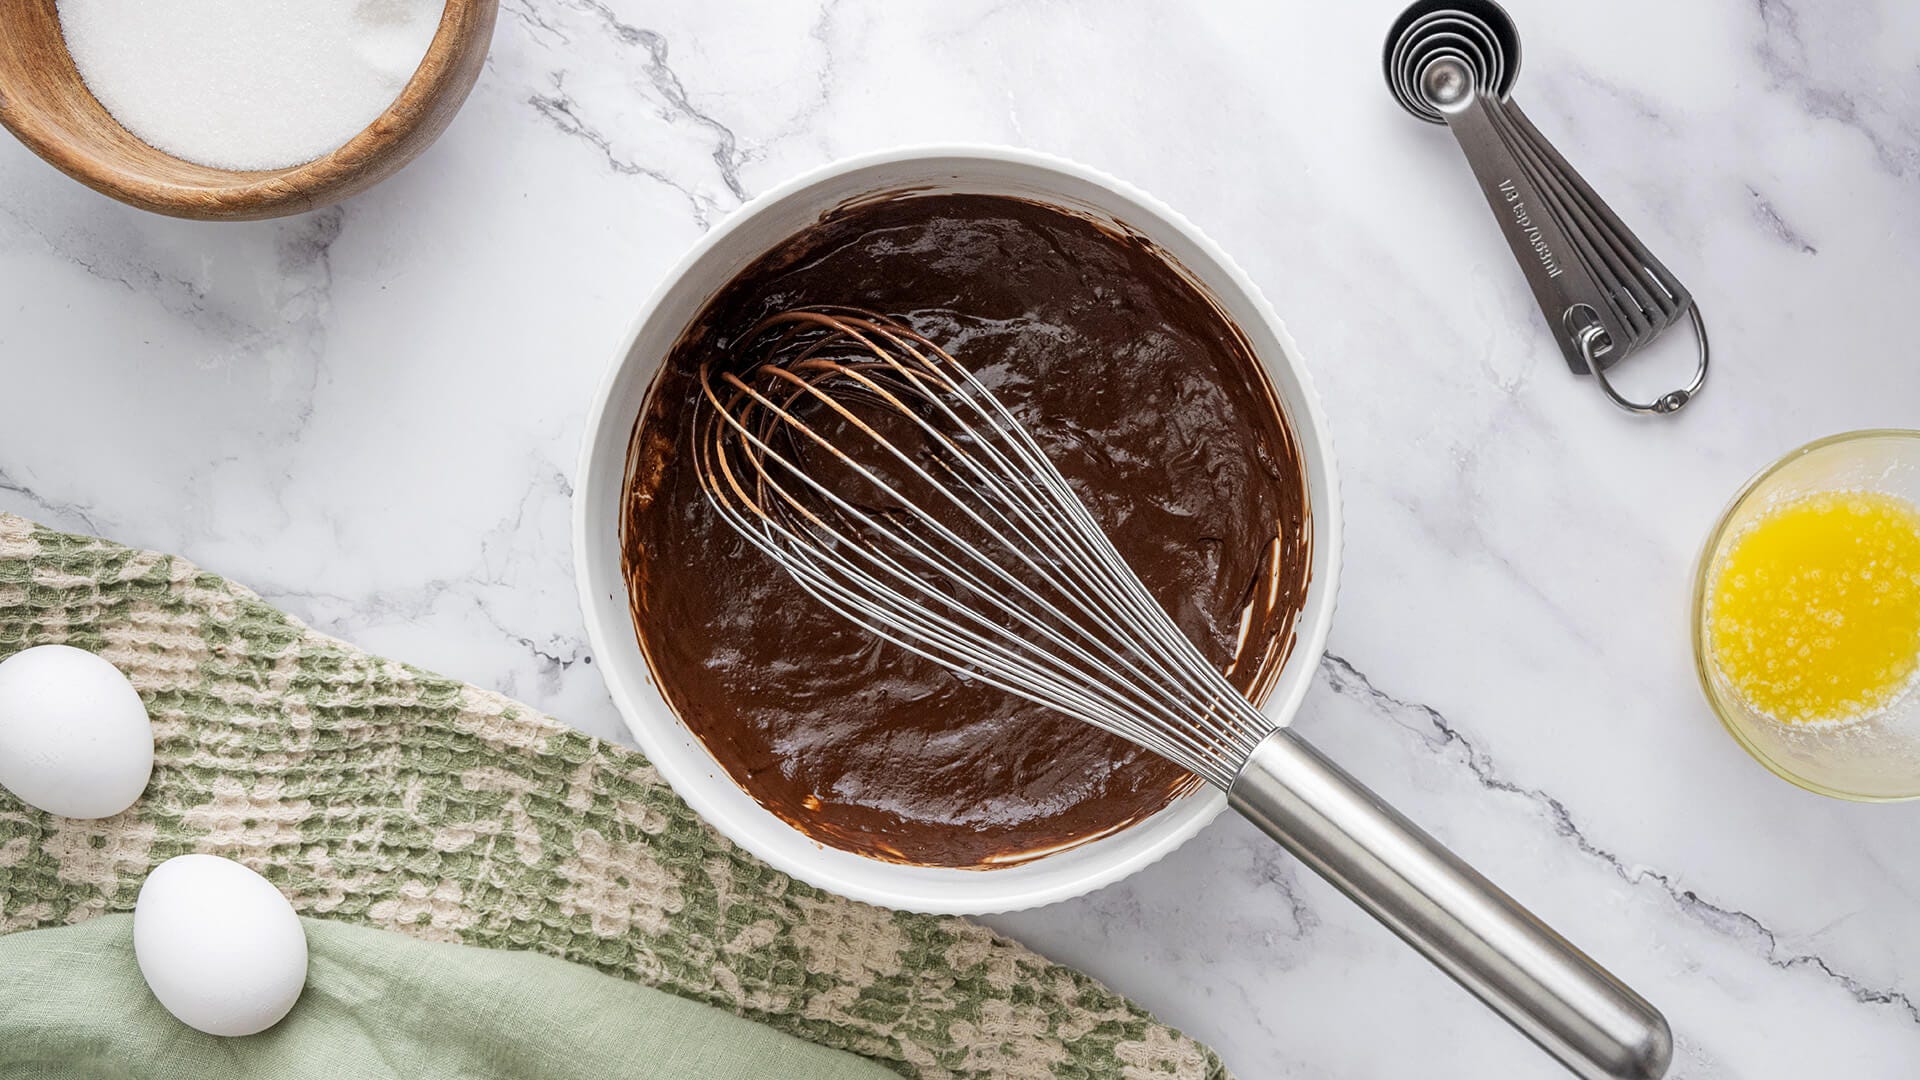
[57,0,445,172]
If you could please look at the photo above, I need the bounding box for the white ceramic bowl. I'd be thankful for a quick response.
[574,146,1342,914]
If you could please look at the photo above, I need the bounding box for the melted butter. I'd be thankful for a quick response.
[1709,490,1920,724]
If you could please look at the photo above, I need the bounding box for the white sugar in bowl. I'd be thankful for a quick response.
[0,644,154,818]
[134,854,309,1037]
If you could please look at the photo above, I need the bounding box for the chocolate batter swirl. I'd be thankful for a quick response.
[622,193,1309,868]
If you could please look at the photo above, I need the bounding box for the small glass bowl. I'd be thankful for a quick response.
[1692,429,1920,801]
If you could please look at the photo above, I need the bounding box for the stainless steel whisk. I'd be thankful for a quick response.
[696,308,1672,1080]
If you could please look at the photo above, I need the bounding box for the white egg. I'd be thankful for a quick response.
[134,854,310,1037]
[0,644,154,818]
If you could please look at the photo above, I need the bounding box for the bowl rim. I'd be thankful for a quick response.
[1689,427,1920,802]
[572,143,1344,912]
[0,0,496,221]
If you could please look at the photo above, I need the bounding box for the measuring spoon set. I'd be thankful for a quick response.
[1384,0,1708,414]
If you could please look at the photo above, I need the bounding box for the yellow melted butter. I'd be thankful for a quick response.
[1709,490,1920,724]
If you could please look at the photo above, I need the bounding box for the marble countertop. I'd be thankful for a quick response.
[4,0,1918,1075]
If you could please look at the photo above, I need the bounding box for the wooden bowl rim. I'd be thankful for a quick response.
[0,0,497,220]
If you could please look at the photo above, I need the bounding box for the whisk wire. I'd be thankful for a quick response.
[852,316,1256,718]
[695,309,1272,788]
[697,385,1194,750]
[705,408,1227,773]
[703,366,1175,716]
[708,346,1226,732]
[700,331,1262,783]
[807,314,1257,727]
[700,462,1211,770]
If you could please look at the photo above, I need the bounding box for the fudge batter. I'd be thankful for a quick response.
[622,193,1310,868]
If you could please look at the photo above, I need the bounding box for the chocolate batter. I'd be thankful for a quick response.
[622,193,1309,868]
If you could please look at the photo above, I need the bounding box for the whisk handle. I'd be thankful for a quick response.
[1228,729,1671,1080]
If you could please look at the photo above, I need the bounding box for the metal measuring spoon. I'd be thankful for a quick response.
[1499,102,1692,323]
[1406,7,1680,336]
[1384,0,1707,414]
[1387,0,1519,120]
[1488,106,1665,342]
[1395,50,1634,374]
[1382,3,1635,365]
[1388,13,1505,111]
[1411,4,1682,317]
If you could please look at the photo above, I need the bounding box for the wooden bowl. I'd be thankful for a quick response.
[0,0,496,221]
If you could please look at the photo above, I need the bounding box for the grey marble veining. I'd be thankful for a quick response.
[3,0,1918,1075]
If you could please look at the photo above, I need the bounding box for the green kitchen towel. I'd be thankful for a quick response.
[0,914,898,1080]
[0,516,1226,1080]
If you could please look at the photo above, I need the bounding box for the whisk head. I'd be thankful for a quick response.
[693,308,1275,790]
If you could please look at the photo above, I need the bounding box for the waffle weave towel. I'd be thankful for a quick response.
[0,515,1225,1080]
